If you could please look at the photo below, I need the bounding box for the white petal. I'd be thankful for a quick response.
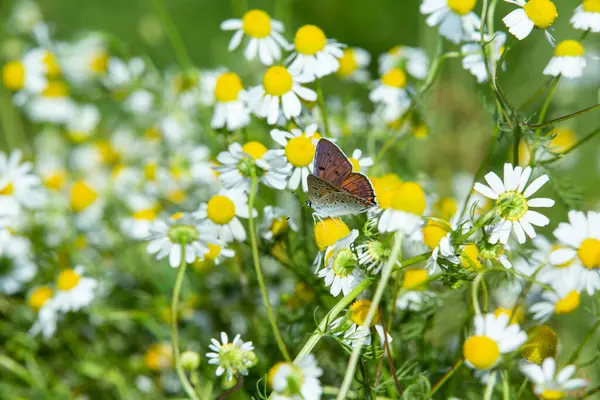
[484,171,506,195]
[523,175,549,198]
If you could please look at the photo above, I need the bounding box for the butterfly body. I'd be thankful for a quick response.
[307,139,377,218]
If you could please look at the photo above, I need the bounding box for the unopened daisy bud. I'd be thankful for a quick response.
[314,218,350,251]
[181,351,201,370]
[521,325,558,365]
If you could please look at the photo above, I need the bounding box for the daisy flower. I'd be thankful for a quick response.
[220,9,288,66]
[0,233,37,295]
[120,195,160,240]
[69,179,105,230]
[422,219,459,273]
[259,206,298,241]
[378,45,430,79]
[356,238,390,275]
[530,269,583,321]
[211,71,251,131]
[420,0,481,44]
[502,0,558,42]
[206,332,257,382]
[146,213,212,267]
[196,242,236,268]
[543,40,587,79]
[474,163,554,244]
[520,358,588,399]
[52,266,99,312]
[336,47,371,83]
[461,31,507,83]
[369,67,411,122]
[195,189,255,243]
[268,354,323,400]
[287,24,344,80]
[28,286,59,339]
[65,103,101,143]
[521,236,580,286]
[216,141,291,191]
[318,230,365,297]
[59,35,109,83]
[270,124,319,191]
[571,0,600,32]
[0,149,46,210]
[248,65,317,125]
[330,299,392,348]
[378,181,427,236]
[550,210,600,294]
[396,269,435,311]
[348,149,373,173]
[1,49,47,93]
[313,218,351,271]
[463,313,527,372]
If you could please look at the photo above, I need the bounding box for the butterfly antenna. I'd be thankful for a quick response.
[287,201,309,221]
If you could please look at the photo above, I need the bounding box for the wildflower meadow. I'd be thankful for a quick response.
[2,0,600,398]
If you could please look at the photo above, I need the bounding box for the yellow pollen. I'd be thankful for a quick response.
[242,141,268,159]
[433,197,458,220]
[0,182,14,195]
[422,220,450,250]
[207,195,236,225]
[44,171,66,191]
[463,336,500,370]
[390,182,426,215]
[349,157,361,172]
[133,207,159,220]
[314,218,350,251]
[89,51,109,74]
[204,243,222,261]
[29,286,53,310]
[57,269,81,291]
[42,52,61,77]
[540,390,565,400]
[144,162,158,181]
[2,61,25,90]
[285,135,315,167]
[402,269,429,290]
[583,0,600,12]
[554,40,584,57]
[242,9,272,38]
[70,181,97,213]
[350,299,380,326]
[523,0,558,29]
[494,306,525,324]
[294,25,327,55]
[555,290,580,314]
[263,66,293,96]
[447,0,477,15]
[549,128,576,153]
[42,80,68,97]
[460,243,482,270]
[381,68,407,88]
[215,72,243,102]
[578,238,600,269]
[337,49,358,77]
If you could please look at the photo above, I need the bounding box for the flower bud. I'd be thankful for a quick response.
[181,351,201,370]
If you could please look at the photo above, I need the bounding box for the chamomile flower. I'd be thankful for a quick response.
[461,31,507,83]
[270,124,320,191]
[220,9,288,66]
[474,163,554,244]
[197,242,236,267]
[313,218,351,270]
[104,57,146,91]
[195,189,255,243]
[248,66,317,125]
[146,213,212,267]
[369,67,411,122]
[550,210,600,294]
[571,0,600,32]
[348,149,373,173]
[260,206,298,241]
[318,230,365,297]
[120,195,160,240]
[69,179,105,230]
[52,266,99,312]
[520,358,588,399]
[336,47,371,83]
[18,81,76,124]
[211,71,251,131]
[530,269,583,321]
[206,332,257,382]
[0,149,46,210]
[356,237,392,275]
[463,313,527,372]
[59,35,109,83]
[216,141,291,191]
[378,46,430,79]
[378,181,427,236]
[28,286,58,339]
[422,219,459,273]
[287,25,344,80]
[396,269,435,311]
[420,0,481,44]
[268,354,323,400]
[65,103,101,143]
[0,233,36,295]
[2,49,47,93]
[543,40,587,78]
[503,0,558,42]
[331,300,392,347]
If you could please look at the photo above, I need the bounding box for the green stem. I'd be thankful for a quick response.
[0,353,35,386]
[315,80,331,137]
[483,372,497,400]
[248,170,291,361]
[337,233,403,400]
[567,319,600,364]
[516,378,529,399]
[171,246,200,400]
[472,273,485,316]
[502,370,510,400]
[527,103,600,130]
[518,76,558,111]
[152,0,193,70]
[539,125,600,165]
[510,264,544,322]
[534,77,560,136]
[430,358,463,397]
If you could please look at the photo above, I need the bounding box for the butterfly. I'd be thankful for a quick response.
[307,138,377,219]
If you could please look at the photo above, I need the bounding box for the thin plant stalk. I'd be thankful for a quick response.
[315,80,331,137]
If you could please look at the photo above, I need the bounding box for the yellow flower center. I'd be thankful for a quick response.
[554,40,584,57]
[337,49,358,77]
[314,218,350,251]
[43,51,61,77]
[402,269,428,290]
[460,243,482,270]
[348,157,361,172]
[433,197,458,220]
[95,140,120,165]
[29,286,53,310]
[541,390,565,400]
[42,80,68,97]
[207,195,236,225]
[555,290,580,314]
[263,66,293,96]
[0,182,14,195]
[422,220,450,250]
[350,299,380,326]
[70,181,98,213]
[271,217,289,236]
[371,174,402,209]
[463,335,500,370]
[294,25,327,55]
[57,269,81,291]
[578,238,600,269]
[242,141,268,159]
[447,0,477,15]
[242,9,272,38]
[44,171,66,190]
[523,0,558,29]
[381,67,407,88]
[144,344,172,370]
[583,0,600,12]
[390,182,426,215]
[215,72,243,102]
[549,128,576,153]
[144,162,158,181]
[89,51,109,74]
[285,135,316,167]
[494,307,525,324]
[133,207,159,220]
[2,61,25,90]
[204,243,222,261]
[167,189,186,204]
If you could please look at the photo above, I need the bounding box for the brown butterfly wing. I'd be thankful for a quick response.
[338,172,377,206]
[313,138,352,187]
